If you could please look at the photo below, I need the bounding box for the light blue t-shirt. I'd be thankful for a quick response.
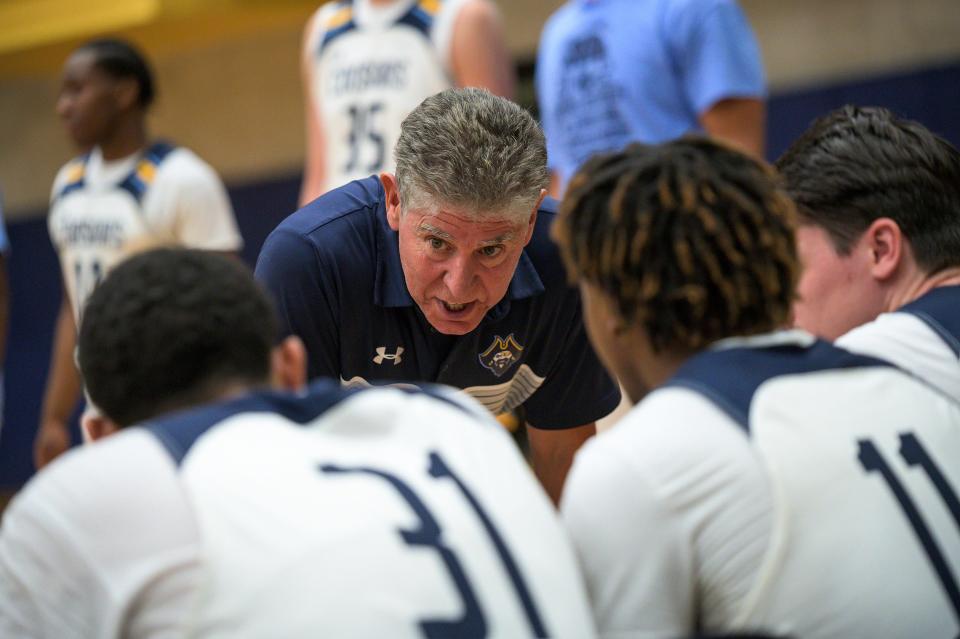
[536,0,765,191]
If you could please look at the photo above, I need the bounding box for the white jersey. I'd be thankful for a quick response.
[562,330,960,639]
[0,382,595,638]
[838,284,960,403]
[48,143,242,322]
[304,0,463,192]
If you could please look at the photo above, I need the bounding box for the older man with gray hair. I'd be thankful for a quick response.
[257,88,620,502]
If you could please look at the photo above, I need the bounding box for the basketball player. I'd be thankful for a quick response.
[257,88,621,504]
[777,106,960,403]
[299,0,515,203]
[554,139,960,637]
[35,38,243,469]
[0,248,595,637]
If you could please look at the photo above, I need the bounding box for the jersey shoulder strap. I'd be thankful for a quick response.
[53,152,92,203]
[663,339,894,432]
[116,141,177,205]
[317,1,357,55]
[395,0,443,38]
[898,285,960,357]
[144,380,479,467]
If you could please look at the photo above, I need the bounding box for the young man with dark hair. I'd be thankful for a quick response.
[553,138,960,637]
[777,105,960,402]
[1,248,594,637]
[36,37,243,468]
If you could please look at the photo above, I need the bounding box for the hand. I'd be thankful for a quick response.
[34,420,71,470]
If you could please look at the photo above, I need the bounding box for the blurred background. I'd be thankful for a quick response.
[1,0,958,492]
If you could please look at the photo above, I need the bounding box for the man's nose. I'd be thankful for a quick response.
[56,94,72,119]
[443,254,478,299]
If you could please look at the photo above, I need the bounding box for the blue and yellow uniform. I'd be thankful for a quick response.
[48,143,242,321]
[304,0,467,193]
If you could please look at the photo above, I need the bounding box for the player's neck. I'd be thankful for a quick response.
[887,266,960,311]
[98,116,148,161]
[143,380,262,427]
[618,330,691,405]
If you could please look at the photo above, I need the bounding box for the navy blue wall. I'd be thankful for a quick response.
[766,62,960,160]
[1,60,958,488]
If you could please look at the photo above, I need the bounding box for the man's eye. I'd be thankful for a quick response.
[480,245,503,258]
[428,237,447,250]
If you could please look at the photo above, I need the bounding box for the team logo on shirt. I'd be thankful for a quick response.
[373,346,404,365]
[479,334,524,378]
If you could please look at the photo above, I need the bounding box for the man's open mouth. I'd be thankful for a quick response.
[441,301,470,313]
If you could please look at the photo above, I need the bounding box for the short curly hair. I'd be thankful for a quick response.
[78,38,156,108]
[553,137,799,354]
[78,249,277,426]
[394,87,548,220]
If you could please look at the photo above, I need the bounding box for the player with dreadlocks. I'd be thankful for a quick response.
[554,137,960,638]
[553,137,796,399]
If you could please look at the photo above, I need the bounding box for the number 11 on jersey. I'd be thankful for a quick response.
[858,432,960,626]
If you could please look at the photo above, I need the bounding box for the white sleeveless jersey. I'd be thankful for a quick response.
[305,0,463,193]
[838,284,960,404]
[562,331,960,639]
[47,143,242,322]
[0,383,595,638]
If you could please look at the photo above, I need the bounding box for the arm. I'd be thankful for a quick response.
[700,97,765,158]
[547,170,563,200]
[299,12,328,206]
[449,0,516,99]
[35,295,80,470]
[254,228,341,381]
[671,0,766,157]
[526,422,595,505]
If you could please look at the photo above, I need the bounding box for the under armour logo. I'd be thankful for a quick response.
[373,346,404,365]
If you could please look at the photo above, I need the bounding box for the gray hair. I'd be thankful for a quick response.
[394,87,549,222]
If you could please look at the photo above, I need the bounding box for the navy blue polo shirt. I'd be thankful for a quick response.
[255,176,620,429]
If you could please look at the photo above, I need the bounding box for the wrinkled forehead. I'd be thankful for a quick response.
[409,204,527,242]
[403,195,526,218]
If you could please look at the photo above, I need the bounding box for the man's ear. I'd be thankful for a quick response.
[380,173,402,231]
[271,336,308,391]
[864,217,904,281]
[113,77,139,112]
[81,412,120,443]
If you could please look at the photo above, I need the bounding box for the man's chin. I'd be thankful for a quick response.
[421,309,484,335]
[428,317,482,335]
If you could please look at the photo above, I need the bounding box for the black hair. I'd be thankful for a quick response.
[776,105,960,274]
[553,137,798,354]
[78,249,277,427]
[77,38,156,108]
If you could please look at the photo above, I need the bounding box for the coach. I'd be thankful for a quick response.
[255,88,620,502]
